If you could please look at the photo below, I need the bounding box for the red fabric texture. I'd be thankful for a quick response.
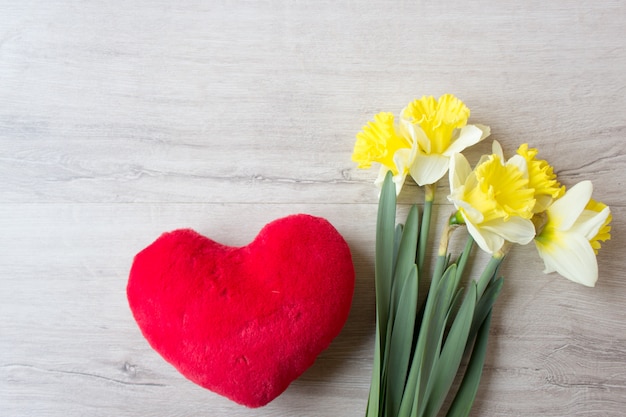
[127,214,355,407]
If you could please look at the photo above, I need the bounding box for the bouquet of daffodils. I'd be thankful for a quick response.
[352,95,612,417]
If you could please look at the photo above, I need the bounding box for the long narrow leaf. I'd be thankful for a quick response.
[367,172,397,417]
[445,310,494,417]
[393,223,404,271]
[475,256,503,298]
[376,171,397,345]
[417,185,435,271]
[399,264,458,417]
[470,277,503,339]
[387,205,419,332]
[381,223,406,390]
[366,321,382,417]
[422,283,478,417]
[396,275,447,417]
[394,205,419,298]
[383,205,420,395]
[386,265,419,417]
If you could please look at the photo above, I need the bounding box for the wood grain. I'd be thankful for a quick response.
[1,1,625,416]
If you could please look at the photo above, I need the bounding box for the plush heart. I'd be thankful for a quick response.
[127,214,355,407]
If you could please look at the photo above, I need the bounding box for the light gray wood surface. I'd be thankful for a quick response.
[2,1,625,416]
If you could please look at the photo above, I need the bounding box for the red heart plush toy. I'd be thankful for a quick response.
[127,214,355,407]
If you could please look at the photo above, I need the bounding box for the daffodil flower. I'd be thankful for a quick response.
[352,94,489,194]
[534,181,611,287]
[352,112,412,194]
[448,146,536,254]
[402,94,490,186]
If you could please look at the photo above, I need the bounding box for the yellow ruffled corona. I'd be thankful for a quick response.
[586,199,612,254]
[352,112,409,171]
[402,94,470,154]
[516,144,565,212]
[401,94,489,186]
[448,150,536,254]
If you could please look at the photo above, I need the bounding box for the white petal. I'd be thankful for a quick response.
[444,125,484,155]
[476,124,491,140]
[506,154,529,178]
[401,120,430,154]
[572,207,610,241]
[535,232,598,287]
[449,152,472,191]
[374,166,389,188]
[481,217,536,245]
[465,215,504,254]
[476,153,491,167]
[392,174,408,195]
[548,181,593,231]
[397,117,417,147]
[491,140,504,159]
[541,259,556,274]
[409,153,450,186]
[533,195,554,214]
[393,148,413,175]
[448,195,484,223]
[374,166,407,195]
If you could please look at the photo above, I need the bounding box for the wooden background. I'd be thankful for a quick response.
[2,1,625,416]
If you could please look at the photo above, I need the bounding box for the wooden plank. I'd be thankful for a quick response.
[1,0,625,416]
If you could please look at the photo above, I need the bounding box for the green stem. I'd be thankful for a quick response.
[418,183,436,273]
[457,235,474,278]
[450,234,474,293]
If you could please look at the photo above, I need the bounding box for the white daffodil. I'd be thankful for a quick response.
[401,94,490,186]
[534,181,611,287]
[448,146,536,254]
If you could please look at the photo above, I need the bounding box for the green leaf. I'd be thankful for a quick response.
[376,171,396,346]
[445,310,494,417]
[382,205,420,401]
[386,265,418,417]
[393,223,404,271]
[422,283,478,417]
[417,188,435,271]
[398,264,458,417]
[367,171,396,417]
[470,277,503,339]
[382,223,406,390]
[387,205,419,329]
[454,236,474,289]
[394,205,419,298]
[475,256,503,298]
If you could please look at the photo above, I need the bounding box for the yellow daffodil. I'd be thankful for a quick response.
[448,145,536,254]
[516,144,565,212]
[352,112,413,194]
[401,94,490,186]
[352,94,489,194]
[534,181,611,286]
